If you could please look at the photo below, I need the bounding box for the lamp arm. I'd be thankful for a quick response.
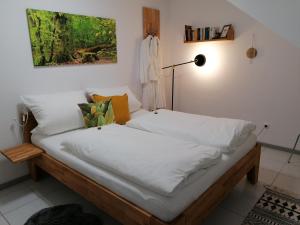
[162,60,195,70]
[160,54,205,111]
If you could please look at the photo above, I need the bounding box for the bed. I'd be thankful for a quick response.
[23,111,261,225]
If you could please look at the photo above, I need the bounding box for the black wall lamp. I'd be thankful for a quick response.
[162,54,206,111]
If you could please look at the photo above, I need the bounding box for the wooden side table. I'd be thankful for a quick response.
[1,143,43,180]
[1,143,43,163]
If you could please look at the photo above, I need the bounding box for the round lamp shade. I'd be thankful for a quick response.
[194,54,206,67]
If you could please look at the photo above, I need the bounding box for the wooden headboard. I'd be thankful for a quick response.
[23,112,37,143]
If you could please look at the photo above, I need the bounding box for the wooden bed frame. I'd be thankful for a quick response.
[24,113,261,225]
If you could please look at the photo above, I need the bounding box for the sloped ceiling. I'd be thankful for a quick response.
[227,0,300,48]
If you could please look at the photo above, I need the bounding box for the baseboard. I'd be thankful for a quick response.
[0,175,30,191]
[259,142,300,155]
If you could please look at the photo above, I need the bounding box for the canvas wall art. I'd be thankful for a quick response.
[26,9,117,66]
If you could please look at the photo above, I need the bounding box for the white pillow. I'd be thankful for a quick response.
[86,86,142,113]
[21,91,87,135]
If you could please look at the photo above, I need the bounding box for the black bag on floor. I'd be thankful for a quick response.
[24,204,102,225]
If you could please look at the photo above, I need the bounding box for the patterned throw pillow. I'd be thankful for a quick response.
[91,94,130,125]
[78,100,115,128]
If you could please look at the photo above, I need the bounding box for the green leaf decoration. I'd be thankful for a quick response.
[78,100,115,128]
[97,115,106,127]
[105,101,115,124]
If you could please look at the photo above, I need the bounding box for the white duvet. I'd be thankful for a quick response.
[61,125,221,196]
[127,109,256,153]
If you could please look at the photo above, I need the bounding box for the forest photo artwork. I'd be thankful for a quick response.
[26,9,117,66]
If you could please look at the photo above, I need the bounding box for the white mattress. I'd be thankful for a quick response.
[32,131,256,222]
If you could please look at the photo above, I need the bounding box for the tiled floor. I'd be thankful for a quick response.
[0,147,299,225]
[202,147,300,225]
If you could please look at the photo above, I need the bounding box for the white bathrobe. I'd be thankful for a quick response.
[140,35,166,110]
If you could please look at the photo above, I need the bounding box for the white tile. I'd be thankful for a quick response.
[261,147,290,163]
[280,163,300,179]
[272,174,300,197]
[0,188,40,214]
[39,186,81,206]
[0,179,33,196]
[202,207,244,225]
[219,188,259,217]
[258,167,278,185]
[31,176,70,197]
[4,199,50,225]
[260,157,285,172]
[0,214,9,225]
[220,177,266,218]
[235,178,266,199]
[288,153,300,166]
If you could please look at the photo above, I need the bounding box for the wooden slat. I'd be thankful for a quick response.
[143,7,160,39]
[1,143,43,163]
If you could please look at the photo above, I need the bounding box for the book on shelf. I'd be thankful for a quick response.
[211,27,220,39]
[210,27,213,40]
[193,29,198,41]
[197,28,201,41]
[205,27,210,40]
[185,25,221,42]
[191,30,194,41]
[185,25,192,42]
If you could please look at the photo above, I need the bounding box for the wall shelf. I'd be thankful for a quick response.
[184,26,234,43]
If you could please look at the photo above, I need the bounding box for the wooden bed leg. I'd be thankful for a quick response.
[247,164,259,184]
[28,160,39,181]
[247,145,261,185]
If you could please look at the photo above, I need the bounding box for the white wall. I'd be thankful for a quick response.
[227,0,300,48]
[0,0,169,184]
[166,0,300,150]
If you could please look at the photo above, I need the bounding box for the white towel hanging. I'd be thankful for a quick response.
[140,36,166,110]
